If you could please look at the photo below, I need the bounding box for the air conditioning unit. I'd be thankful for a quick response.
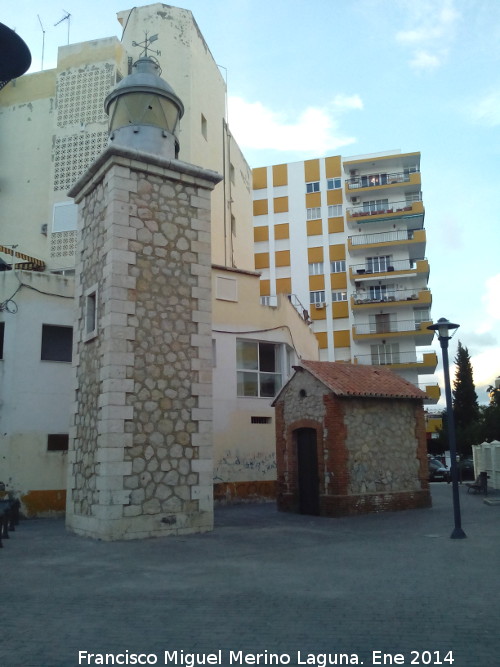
[351,196,360,204]
[315,302,325,309]
[350,169,360,177]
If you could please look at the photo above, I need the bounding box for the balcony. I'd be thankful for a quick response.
[352,319,434,344]
[346,200,424,229]
[351,287,432,310]
[348,229,426,258]
[353,349,438,374]
[350,258,429,282]
[345,170,421,195]
[419,383,441,404]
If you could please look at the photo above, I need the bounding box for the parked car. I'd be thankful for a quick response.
[428,457,450,482]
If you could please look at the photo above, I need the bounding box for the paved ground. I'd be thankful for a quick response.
[1,483,499,667]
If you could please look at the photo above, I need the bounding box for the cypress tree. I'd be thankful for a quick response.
[452,341,479,428]
[452,342,480,456]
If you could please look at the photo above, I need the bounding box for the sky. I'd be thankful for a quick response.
[3,0,500,407]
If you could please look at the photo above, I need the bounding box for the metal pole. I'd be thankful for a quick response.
[440,336,466,539]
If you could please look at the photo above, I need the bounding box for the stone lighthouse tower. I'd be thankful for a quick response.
[66,47,221,540]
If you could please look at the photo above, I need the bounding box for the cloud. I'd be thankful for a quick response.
[469,90,500,127]
[395,0,460,71]
[409,51,442,71]
[479,273,500,331]
[227,95,362,155]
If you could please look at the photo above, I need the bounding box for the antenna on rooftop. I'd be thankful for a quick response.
[54,10,71,45]
[37,15,45,70]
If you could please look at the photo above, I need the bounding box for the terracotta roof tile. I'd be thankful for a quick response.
[296,360,427,400]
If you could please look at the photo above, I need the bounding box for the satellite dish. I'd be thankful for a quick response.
[0,22,32,88]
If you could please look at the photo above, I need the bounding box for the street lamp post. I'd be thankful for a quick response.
[427,318,466,539]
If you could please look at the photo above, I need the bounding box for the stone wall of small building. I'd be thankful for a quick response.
[275,371,430,517]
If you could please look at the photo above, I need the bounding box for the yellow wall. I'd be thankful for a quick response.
[315,331,328,348]
[325,155,342,178]
[328,217,344,233]
[331,274,347,289]
[304,159,320,182]
[253,167,267,189]
[306,192,321,208]
[275,250,290,267]
[309,275,325,290]
[260,279,270,296]
[274,196,288,213]
[332,302,349,318]
[327,189,343,205]
[254,226,269,242]
[307,219,323,236]
[276,277,291,293]
[272,164,288,187]
[274,223,289,239]
[329,244,346,260]
[255,253,270,269]
[308,247,324,262]
[334,330,351,348]
[253,199,268,216]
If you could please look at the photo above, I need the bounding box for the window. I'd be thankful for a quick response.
[41,325,73,362]
[331,260,346,273]
[371,343,400,365]
[331,291,347,302]
[414,308,430,324]
[306,207,321,220]
[328,205,342,217]
[251,416,272,424]
[327,178,341,190]
[366,255,392,273]
[310,290,325,305]
[306,181,320,193]
[84,284,98,341]
[308,262,324,275]
[0,322,4,359]
[237,340,283,398]
[53,202,78,233]
[363,199,389,213]
[47,434,69,451]
[369,285,391,301]
[405,192,421,203]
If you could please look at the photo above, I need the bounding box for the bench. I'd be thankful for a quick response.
[466,471,489,495]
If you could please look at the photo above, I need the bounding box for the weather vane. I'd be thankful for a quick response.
[132,32,161,59]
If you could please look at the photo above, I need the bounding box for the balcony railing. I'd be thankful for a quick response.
[354,349,436,366]
[352,257,425,275]
[349,229,417,247]
[354,319,431,335]
[352,287,430,305]
[347,198,421,219]
[346,169,419,190]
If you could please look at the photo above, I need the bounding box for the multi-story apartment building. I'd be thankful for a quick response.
[252,151,439,401]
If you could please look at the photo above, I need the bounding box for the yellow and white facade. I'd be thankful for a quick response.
[252,151,439,399]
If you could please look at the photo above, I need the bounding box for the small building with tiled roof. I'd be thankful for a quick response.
[272,361,431,517]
